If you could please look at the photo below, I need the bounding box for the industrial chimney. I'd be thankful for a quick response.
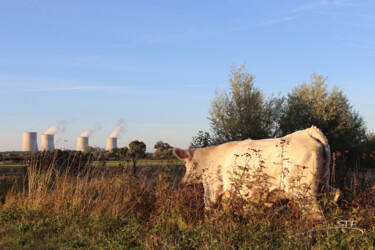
[22,132,38,152]
[40,134,55,151]
[106,137,117,151]
[77,136,89,151]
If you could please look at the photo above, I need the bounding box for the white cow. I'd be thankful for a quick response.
[174,126,340,219]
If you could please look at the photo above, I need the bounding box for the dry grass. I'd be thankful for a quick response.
[0,152,375,248]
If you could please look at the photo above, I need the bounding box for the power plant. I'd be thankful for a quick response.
[22,132,39,152]
[40,134,55,151]
[77,136,89,151]
[20,121,125,151]
[106,137,117,151]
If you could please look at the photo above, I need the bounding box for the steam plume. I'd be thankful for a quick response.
[80,123,102,137]
[43,120,69,135]
[44,125,59,135]
[80,129,92,137]
[109,119,126,138]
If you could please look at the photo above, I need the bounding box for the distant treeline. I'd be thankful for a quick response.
[0,139,175,164]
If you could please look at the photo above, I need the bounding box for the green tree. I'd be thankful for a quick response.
[191,131,214,147]
[87,146,105,160]
[83,146,93,155]
[111,147,119,158]
[127,140,146,169]
[358,133,375,168]
[279,72,366,153]
[119,146,129,159]
[105,147,119,160]
[208,63,284,143]
[153,141,173,159]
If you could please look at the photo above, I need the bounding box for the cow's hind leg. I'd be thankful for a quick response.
[300,182,326,221]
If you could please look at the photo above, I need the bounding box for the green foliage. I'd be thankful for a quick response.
[153,141,174,159]
[105,147,120,160]
[0,152,29,162]
[358,133,375,168]
[191,131,214,147]
[118,146,128,159]
[83,146,93,155]
[126,140,146,170]
[127,140,146,159]
[83,146,105,160]
[279,72,366,153]
[200,66,368,166]
[208,63,284,143]
[102,159,184,167]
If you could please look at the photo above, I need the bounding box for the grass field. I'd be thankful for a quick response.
[0,160,183,169]
[103,159,184,167]
[0,164,27,169]
[1,154,375,248]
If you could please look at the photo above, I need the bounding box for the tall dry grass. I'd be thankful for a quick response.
[1,151,375,248]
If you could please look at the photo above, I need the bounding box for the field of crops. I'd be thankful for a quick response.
[1,155,375,248]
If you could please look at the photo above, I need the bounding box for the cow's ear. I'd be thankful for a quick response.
[173,148,190,160]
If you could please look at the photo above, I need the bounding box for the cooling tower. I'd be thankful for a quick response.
[106,137,117,151]
[40,134,55,151]
[22,132,38,152]
[77,136,89,151]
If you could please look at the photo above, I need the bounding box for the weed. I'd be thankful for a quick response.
[0,151,375,248]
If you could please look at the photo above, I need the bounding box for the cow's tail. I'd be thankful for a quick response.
[307,126,342,202]
[306,126,331,165]
[306,126,341,202]
[307,126,331,183]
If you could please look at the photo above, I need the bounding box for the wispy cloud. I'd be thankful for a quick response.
[316,10,375,19]
[291,0,354,12]
[2,84,207,94]
[21,86,125,92]
[292,0,331,12]
[204,15,297,36]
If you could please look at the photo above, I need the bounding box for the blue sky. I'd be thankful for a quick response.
[1,0,374,152]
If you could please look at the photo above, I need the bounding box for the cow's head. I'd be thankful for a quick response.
[173,147,203,185]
